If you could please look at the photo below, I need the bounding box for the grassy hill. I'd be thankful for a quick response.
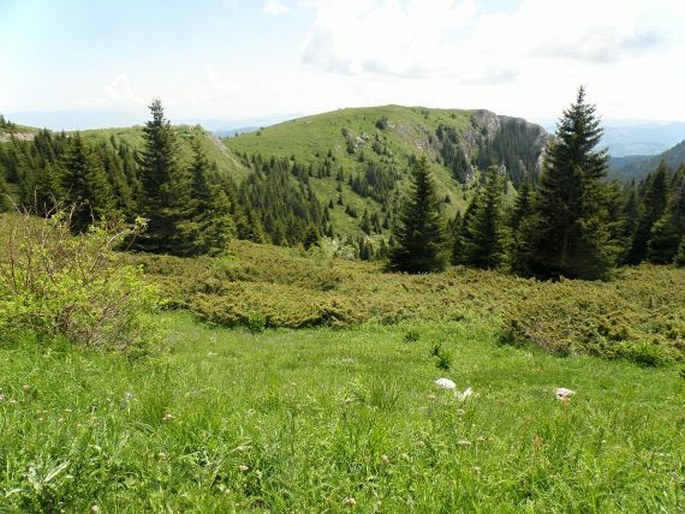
[225,105,547,235]
[80,124,250,183]
[3,105,547,241]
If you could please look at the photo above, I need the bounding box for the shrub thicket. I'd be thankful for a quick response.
[130,240,685,364]
[0,212,160,351]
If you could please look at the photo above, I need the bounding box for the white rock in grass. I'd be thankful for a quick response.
[457,387,473,401]
[555,387,576,401]
[435,378,457,390]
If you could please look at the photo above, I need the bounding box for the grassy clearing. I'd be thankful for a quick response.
[1,313,683,512]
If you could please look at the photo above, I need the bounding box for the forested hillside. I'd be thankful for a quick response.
[1,105,547,254]
[610,139,685,181]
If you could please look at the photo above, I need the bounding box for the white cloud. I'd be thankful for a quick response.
[263,0,289,15]
[190,65,244,105]
[75,73,143,108]
[299,0,678,87]
[301,0,478,79]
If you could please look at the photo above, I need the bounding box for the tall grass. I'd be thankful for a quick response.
[1,313,682,511]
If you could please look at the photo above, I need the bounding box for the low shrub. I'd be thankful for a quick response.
[0,212,160,351]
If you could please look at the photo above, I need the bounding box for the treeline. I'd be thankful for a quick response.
[391,88,685,278]
[0,103,332,255]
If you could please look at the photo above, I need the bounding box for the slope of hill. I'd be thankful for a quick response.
[2,106,547,244]
[609,139,685,181]
[80,125,250,183]
[224,105,547,232]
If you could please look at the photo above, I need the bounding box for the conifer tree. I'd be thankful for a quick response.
[388,155,447,273]
[629,161,669,263]
[303,223,320,250]
[514,87,615,280]
[134,99,192,254]
[61,132,114,232]
[181,131,234,255]
[463,166,506,269]
[34,162,64,215]
[647,170,684,263]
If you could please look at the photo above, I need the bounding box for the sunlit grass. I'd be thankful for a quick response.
[1,313,682,512]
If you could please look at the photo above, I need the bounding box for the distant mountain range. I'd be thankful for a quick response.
[609,139,685,181]
[601,121,685,157]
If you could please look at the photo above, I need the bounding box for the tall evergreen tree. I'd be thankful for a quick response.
[181,132,234,255]
[61,132,114,232]
[134,99,192,254]
[388,155,447,273]
[647,169,685,263]
[629,161,669,263]
[513,87,615,280]
[463,166,506,269]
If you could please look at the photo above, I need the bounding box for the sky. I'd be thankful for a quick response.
[1,0,684,130]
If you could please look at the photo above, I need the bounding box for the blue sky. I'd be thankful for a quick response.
[2,0,684,129]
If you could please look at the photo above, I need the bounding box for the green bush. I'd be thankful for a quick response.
[129,239,684,363]
[0,212,160,351]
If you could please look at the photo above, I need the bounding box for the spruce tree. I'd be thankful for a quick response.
[134,99,192,254]
[388,155,447,273]
[628,161,669,264]
[647,170,684,263]
[182,132,234,255]
[61,132,114,232]
[463,166,506,269]
[514,87,615,280]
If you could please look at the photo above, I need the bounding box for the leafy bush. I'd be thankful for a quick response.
[0,212,160,351]
[500,270,685,365]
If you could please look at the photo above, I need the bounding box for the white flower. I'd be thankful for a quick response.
[344,497,357,507]
[555,387,576,401]
[457,387,473,401]
[435,378,456,389]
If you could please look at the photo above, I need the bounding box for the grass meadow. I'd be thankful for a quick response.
[1,313,683,512]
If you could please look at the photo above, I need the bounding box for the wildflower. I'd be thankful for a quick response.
[417,440,426,448]
[380,454,390,464]
[457,439,471,448]
[554,388,576,401]
[473,466,481,476]
[427,394,436,402]
[0,393,4,402]
[435,378,456,390]
[9,399,17,405]
[22,384,30,391]
[157,452,168,460]
[57,418,65,424]
[344,497,357,507]
[91,505,99,514]
[162,413,174,422]
[238,464,249,472]
[64,408,73,414]
[457,387,473,401]
[476,436,486,443]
